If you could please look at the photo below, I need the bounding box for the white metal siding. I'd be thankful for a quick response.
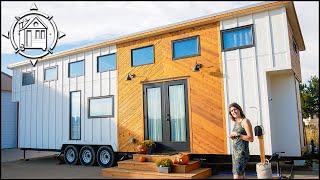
[1,92,17,149]
[11,45,118,151]
[221,7,299,156]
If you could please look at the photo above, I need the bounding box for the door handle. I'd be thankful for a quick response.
[166,114,170,121]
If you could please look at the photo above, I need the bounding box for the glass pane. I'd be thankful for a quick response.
[173,37,199,59]
[44,67,57,81]
[132,46,154,66]
[70,91,81,140]
[69,60,84,77]
[223,26,252,50]
[98,54,116,72]
[22,71,35,86]
[90,97,113,117]
[169,84,186,142]
[147,87,162,142]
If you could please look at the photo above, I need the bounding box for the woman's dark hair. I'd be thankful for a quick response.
[228,102,246,121]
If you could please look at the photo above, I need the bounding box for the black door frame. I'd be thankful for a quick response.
[143,79,190,152]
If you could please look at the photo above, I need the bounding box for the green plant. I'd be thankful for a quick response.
[155,158,173,167]
[142,140,156,148]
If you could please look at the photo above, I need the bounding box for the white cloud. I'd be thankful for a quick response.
[1,1,318,83]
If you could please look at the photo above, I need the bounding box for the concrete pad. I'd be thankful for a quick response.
[1,148,58,162]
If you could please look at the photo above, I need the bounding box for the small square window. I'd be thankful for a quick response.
[69,60,84,78]
[22,71,35,86]
[131,45,154,66]
[44,66,58,81]
[97,53,116,72]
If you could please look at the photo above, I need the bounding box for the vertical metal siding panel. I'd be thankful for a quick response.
[84,51,93,142]
[76,53,85,142]
[56,58,63,149]
[42,61,49,148]
[12,70,16,101]
[30,65,38,148]
[92,49,101,143]
[63,57,70,144]
[25,68,32,148]
[37,62,43,148]
[49,60,56,149]
[69,55,77,92]
[16,68,21,102]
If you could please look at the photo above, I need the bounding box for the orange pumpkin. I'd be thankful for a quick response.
[136,144,147,154]
[138,156,146,162]
[174,154,189,165]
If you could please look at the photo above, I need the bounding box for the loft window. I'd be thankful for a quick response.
[44,66,58,81]
[69,60,84,77]
[221,24,254,51]
[131,45,154,66]
[97,53,116,72]
[172,36,200,60]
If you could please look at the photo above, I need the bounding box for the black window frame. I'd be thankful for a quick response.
[88,95,114,118]
[131,45,155,67]
[97,53,117,73]
[221,24,255,52]
[68,60,85,78]
[172,35,201,60]
[44,65,58,82]
[22,70,35,86]
[69,90,81,140]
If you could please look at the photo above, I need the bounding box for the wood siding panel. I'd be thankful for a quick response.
[117,22,226,154]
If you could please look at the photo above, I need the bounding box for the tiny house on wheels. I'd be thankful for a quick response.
[8,1,305,168]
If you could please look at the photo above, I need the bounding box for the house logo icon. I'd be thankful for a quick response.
[3,3,65,65]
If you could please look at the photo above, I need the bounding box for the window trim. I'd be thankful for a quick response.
[97,53,117,73]
[221,24,255,52]
[44,65,58,82]
[68,60,85,78]
[69,90,81,140]
[131,45,155,67]
[171,35,201,60]
[88,95,114,118]
[22,70,35,86]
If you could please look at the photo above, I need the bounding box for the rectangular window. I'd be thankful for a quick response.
[44,66,58,81]
[172,36,200,60]
[41,30,45,39]
[70,91,81,140]
[22,71,35,86]
[131,45,154,66]
[221,25,254,51]
[97,53,116,72]
[88,96,114,118]
[35,30,40,39]
[69,60,84,78]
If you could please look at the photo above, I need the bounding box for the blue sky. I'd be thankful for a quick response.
[1,1,319,83]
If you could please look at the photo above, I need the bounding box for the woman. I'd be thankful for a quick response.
[228,103,254,179]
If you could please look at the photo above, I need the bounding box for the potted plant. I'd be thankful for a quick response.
[142,140,156,154]
[155,158,173,173]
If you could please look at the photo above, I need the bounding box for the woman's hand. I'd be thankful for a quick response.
[229,131,238,139]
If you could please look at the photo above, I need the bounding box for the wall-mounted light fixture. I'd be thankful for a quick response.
[126,73,135,80]
[192,63,202,72]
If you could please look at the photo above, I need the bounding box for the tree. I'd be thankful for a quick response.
[300,76,319,118]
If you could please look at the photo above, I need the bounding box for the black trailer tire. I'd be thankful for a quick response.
[79,145,96,166]
[64,145,79,165]
[96,146,115,167]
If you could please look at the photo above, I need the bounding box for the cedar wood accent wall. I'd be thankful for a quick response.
[117,22,227,154]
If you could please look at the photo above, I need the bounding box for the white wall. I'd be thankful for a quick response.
[11,45,118,151]
[221,7,299,156]
[268,71,301,156]
[1,92,17,149]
